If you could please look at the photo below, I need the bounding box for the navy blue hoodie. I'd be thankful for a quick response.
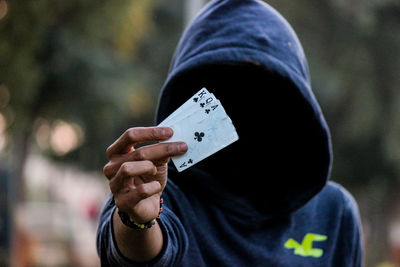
[97,0,363,266]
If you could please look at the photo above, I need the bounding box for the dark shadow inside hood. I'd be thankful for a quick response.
[157,64,331,223]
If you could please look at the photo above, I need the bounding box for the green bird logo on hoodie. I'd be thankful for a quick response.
[284,233,327,258]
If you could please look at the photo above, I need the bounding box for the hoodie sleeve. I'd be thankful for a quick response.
[96,195,189,267]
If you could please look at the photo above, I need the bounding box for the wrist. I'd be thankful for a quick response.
[112,208,164,262]
[117,210,157,230]
[117,197,163,230]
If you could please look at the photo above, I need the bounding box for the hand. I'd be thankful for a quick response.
[103,127,187,224]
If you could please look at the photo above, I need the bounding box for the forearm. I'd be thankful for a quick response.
[112,209,164,262]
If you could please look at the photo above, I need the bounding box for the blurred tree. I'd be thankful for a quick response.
[0,0,183,200]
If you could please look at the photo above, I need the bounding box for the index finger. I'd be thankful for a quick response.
[106,127,173,158]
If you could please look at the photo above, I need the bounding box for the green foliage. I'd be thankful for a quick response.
[0,0,183,169]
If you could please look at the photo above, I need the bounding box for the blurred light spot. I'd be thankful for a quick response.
[49,120,84,156]
[0,112,5,133]
[0,84,10,108]
[389,222,400,248]
[128,89,153,119]
[34,118,51,150]
[0,133,6,151]
[0,113,7,151]
[0,1,8,20]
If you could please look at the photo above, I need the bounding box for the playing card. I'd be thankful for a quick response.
[159,87,213,126]
[160,94,218,128]
[158,90,239,172]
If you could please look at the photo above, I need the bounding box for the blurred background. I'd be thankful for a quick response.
[0,0,399,266]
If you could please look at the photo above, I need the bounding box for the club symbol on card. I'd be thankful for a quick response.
[188,159,193,164]
[200,102,205,108]
[194,132,205,142]
[205,109,210,114]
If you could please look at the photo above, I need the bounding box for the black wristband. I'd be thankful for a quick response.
[117,197,163,230]
[117,210,157,230]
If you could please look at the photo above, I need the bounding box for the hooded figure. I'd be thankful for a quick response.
[97,0,363,266]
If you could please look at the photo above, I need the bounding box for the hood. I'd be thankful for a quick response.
[156,0,332,224]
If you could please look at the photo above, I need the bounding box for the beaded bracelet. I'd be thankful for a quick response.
[117,197,163,230]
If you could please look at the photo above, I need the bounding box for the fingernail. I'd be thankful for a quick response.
[162,127,173,137]
[178,143,188,152]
